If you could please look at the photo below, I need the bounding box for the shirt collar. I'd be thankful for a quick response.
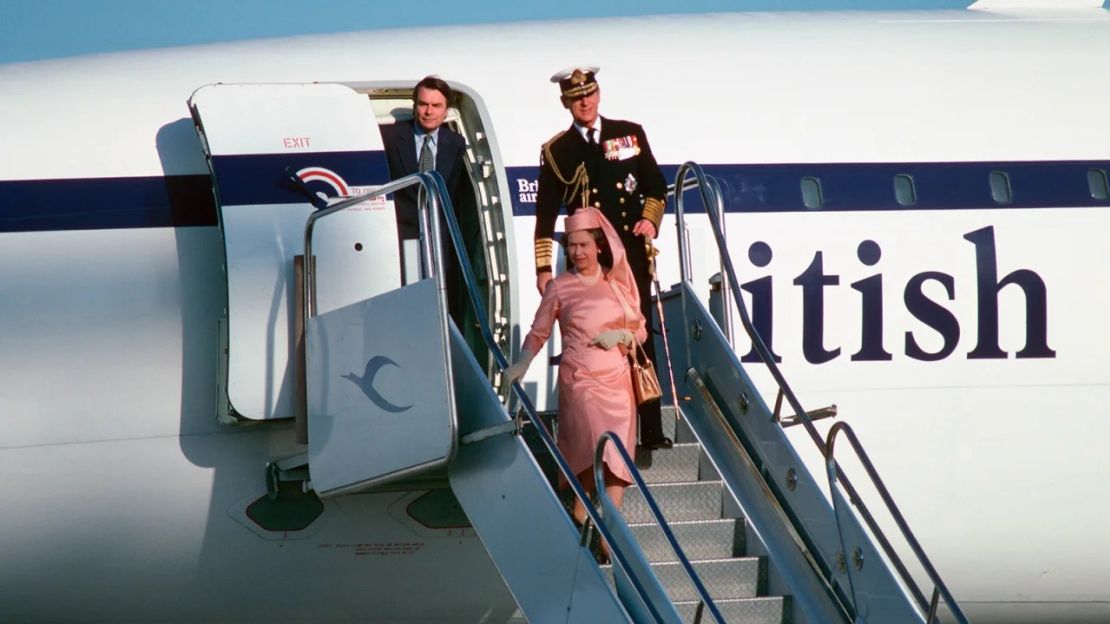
[414,125,439,144]
[574,118,602,142]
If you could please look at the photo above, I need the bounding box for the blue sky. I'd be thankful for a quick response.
[0,0,973,64]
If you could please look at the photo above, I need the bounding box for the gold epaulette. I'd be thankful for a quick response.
[542,129,567,151]
[534,237,554,273]
[642,197,665,229]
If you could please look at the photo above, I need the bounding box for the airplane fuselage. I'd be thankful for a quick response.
[2,8,1110,623]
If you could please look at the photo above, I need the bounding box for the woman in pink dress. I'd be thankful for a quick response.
[503,207,647,534]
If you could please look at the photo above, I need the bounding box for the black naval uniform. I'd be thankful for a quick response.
[535,116,670,446]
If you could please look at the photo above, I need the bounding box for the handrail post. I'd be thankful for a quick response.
[707,175,734,346]
[673,162,714,285]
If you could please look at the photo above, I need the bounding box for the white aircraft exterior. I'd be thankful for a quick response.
[1,5,1109,623]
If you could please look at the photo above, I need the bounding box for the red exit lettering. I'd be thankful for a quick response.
[282,136,311,149]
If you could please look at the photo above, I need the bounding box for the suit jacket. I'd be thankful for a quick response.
[534,117,666,276]
[381,121,467,239]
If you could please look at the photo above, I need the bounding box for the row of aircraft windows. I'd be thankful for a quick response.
[799,168,1110,209]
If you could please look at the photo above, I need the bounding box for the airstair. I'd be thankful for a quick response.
[285,169,728,623]
[334,164,967,623]
[189,82,967,623]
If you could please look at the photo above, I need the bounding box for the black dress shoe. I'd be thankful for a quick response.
[640,436,673,451]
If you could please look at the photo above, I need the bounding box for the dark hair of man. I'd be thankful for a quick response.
[413,76,453,105]
[560,228,612,270]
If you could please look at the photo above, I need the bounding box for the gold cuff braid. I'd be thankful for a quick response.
[534,237,554,273]
[642,197,665,229]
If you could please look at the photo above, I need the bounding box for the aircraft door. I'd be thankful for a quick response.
[189,83,400,422]
[191,83,456,496]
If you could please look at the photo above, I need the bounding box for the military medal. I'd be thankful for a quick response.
[603,134,640,161]
[625,173,637,193]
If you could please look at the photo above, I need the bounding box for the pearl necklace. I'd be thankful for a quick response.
[574,269,602,286]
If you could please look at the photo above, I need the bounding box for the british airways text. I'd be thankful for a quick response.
[738,225,1055,364]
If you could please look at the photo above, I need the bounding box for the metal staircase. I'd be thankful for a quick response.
[284,156,969,623]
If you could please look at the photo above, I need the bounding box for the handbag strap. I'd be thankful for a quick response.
[606,277,641,362]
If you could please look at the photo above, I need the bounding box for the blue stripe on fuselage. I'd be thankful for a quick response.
[507,160,1110,215]
[209,151,390,206]
[1,160,1108,233]
[0,174,215,233]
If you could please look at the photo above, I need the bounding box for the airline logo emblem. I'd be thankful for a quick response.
[295,166,386,209]
[296,167,351,197]
[342,355,412,414]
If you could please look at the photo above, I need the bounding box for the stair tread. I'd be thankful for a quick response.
[627,517,738,528]
[599,555,764,601]
[622,479,726,523]
[675,596,788,624]
[628,516,743,562]
[630,479,721,488]
[674,596,784,604]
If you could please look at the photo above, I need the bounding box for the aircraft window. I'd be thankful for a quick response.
[800,177,823,210]
[989,171,1012,205]
[1088,168,1109,200]
[893,174,917,206]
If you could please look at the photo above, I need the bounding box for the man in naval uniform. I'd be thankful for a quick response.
[534,66,672,450]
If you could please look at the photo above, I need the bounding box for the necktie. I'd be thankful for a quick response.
[587,127,598,148]
[419,135,434,173]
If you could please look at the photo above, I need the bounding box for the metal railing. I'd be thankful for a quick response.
[666,176,734,343]
[672,161,968,623]
[302,174,451,321]
[344,170,700,622]
[594,432,725,624]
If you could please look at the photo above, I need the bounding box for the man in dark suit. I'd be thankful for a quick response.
[534,66,672,450]
[381,75,468,277]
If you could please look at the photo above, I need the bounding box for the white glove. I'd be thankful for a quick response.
[590,329,634,350]
[500,348,535,394]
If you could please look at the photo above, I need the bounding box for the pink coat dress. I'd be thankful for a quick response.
[523,270,647,485]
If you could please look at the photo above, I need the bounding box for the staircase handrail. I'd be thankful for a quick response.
[672,161,967,623]
[825,421,963,624]
[594,432,726,624]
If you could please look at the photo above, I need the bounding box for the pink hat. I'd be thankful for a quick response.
[564,207,640,319]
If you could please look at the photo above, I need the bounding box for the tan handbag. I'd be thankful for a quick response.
[606,278,662,405]
[629,342,662,405]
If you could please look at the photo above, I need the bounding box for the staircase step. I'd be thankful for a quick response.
[674,596,789,624]
[635,443,702,484]
[603,556,763,602]
[662,405,696,444]
[622,480,724,524]
[628,518,744,562]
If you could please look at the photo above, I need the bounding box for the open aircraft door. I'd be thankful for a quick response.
[190,83,456,496]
